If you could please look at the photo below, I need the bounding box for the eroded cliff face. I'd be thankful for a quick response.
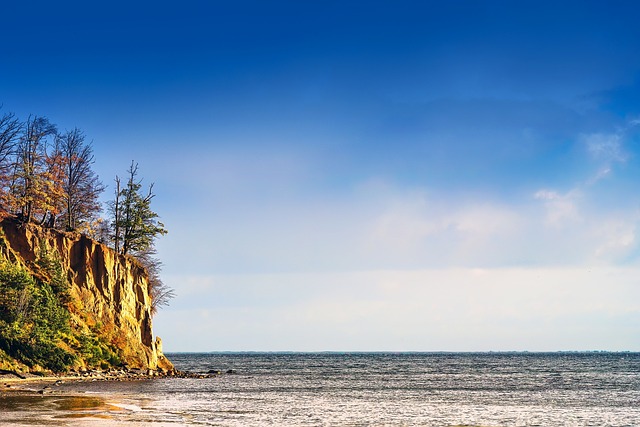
[0,217,173,371]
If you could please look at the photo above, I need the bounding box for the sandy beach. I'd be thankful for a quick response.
[0,374,184,427]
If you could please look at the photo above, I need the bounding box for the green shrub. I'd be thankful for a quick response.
[0,262,35,324]
[0,260,75,371]
[75,332,121,367]
[0,241,122,372]
[36,240,70,304]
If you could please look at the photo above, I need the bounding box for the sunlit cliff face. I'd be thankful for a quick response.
[0,217,172,371]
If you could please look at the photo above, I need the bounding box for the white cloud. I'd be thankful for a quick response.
[451,204,519,235]
[150,121,640,353]
[367,189,438,252]
[579,118,640,185]
[583,132,627,163]
[534,189,581,226]
[587,166,611,184]
[533,189,560,201]
[592,216,638,260]
[157,175,640,280]
[155,267,640,352]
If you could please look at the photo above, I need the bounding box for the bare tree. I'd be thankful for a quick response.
[56,128,104,231]
[9,116,58,223]
[0,110,22,210]
[136,247,175,315]
[109,176,122,253]
[0,110,21,183]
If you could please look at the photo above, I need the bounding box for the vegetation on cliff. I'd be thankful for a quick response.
[0,106,173,312]
[0,218,173,374]
[0,105,174,373]
[110,161,171,314]
[0,233,120,372]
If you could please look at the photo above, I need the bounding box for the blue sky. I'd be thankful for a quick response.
[2,1,639,351]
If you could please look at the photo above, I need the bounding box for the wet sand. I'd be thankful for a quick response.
[0,375,185,427]
[0,366,222,426]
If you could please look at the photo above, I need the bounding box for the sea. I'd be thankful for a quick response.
[1,352,639,426]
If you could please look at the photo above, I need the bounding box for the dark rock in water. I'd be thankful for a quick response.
[226,369,236,374]
[207,369,221,375]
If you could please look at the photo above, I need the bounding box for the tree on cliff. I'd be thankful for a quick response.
[0,105,176,317]
[0,110,22,209]
[6,116,62,224]
[136,247,175,314]
[110,175,122,252]
[56,128,105,231]
[110,161,167,256]
[109,161,172,314]
[0,111,104,230]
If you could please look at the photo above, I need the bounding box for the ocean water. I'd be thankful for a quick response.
[2,352,639,426]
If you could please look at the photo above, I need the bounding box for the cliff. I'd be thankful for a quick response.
[0,216,173,373]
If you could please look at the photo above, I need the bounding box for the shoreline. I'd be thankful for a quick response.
[1,368,221,395]
[1,373,152,397]
[0,376,174,427]
[0,369,222,426]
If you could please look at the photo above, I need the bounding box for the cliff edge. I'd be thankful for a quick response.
[0,216,173,373]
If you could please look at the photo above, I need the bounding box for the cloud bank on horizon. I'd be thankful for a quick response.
[1,1,639,350]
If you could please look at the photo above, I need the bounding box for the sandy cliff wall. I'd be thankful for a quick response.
[0,217,173,371]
